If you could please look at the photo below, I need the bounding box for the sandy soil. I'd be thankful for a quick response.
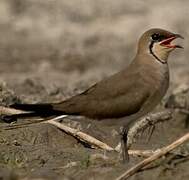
[0,0,189,179]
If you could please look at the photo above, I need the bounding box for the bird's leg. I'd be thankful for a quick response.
[120,126,129,163]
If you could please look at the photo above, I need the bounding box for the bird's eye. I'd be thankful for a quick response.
[151,33,160,41]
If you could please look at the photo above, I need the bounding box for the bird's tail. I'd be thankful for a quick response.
[2,98,81,123]
[0,103,64,123]
[10,103,63,117]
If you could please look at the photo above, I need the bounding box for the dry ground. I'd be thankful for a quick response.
[0,0,189,179]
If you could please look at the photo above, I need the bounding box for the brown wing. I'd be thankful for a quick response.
[52,69,151,119]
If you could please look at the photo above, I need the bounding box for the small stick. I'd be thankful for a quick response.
[127,109,173,147]
[47,117,115,151]
[115,132,189,180]
[128,149,154,157]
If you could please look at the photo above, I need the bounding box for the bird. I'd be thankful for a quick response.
[4,28,184,162]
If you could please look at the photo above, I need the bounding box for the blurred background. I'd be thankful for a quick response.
[0,1,189,179]
[0,0,188,98]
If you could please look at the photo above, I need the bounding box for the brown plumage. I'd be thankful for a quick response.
[8,28,184,162]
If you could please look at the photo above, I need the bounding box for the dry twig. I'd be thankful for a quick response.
[115,132,189,180]
[47,116,115,151]
[127,109,173,147]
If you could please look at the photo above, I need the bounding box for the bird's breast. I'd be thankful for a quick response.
[138,62,169,114]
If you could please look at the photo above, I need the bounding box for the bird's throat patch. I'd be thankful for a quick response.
[149,41,167,64]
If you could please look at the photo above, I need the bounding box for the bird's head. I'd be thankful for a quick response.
[137,28,184,63]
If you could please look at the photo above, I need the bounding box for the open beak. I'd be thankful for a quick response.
[160,34,184,49]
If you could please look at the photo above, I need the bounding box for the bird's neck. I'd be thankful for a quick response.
[133,53,169,77]
[132,53,169,98]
